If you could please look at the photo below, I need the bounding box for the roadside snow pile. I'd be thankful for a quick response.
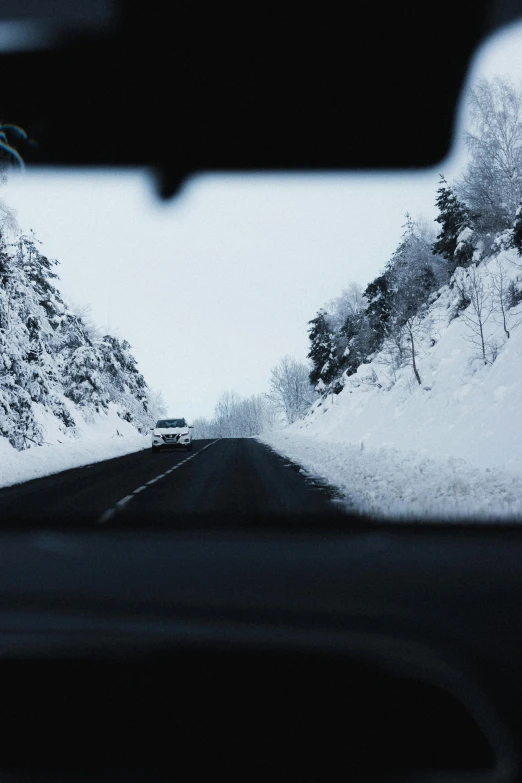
[260,249,522,520]
[0,403,149,489]
[259,432,522,520]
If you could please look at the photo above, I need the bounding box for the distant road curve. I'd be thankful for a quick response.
[0,438,357,529]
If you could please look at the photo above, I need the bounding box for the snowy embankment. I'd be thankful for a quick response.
[260,250,522,521]
[259,432,522,520]
[0,403,149,489]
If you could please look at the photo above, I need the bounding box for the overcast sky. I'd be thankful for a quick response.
[4,20,522,421]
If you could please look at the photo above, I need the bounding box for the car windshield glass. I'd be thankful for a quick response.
[1,19,522,527]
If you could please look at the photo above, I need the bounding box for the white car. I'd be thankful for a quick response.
[151,418,193,452]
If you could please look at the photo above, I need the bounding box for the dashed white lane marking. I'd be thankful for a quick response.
[97,440,220,524]
[116,495,133,508]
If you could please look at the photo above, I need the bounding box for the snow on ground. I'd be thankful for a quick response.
[0,403,149,489]
[260,251,522,521]
[259,432,522,521]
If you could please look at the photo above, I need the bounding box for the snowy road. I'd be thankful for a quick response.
[0,438,352,528]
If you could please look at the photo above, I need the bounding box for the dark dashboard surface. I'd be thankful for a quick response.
[0,527,519,781]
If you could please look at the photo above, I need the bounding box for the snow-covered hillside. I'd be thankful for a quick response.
[0,228,162,487]
[261,249,522,521]
[0,403,150,488]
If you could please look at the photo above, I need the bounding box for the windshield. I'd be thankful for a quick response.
[0,19,522,527]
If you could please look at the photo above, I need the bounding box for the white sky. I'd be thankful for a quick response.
[4,19,522,421]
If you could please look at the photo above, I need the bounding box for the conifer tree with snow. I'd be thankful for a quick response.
[385,214,446,325]
[433,177,475,269]
[338,311,371,376]
[370,216,440,385]
[307,310,339,389]
[0,220,163,449]
[0,127,165,449]
[363,273,393,352]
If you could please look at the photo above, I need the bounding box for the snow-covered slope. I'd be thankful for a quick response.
[0,229,163,487]
[260,249,522,520]
[0,403,150,488]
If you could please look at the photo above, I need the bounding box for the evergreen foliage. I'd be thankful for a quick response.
[364,274,393,348]
[0,226,162,449]
[307,311,339,389]
[432,177,475,269]
[307,215,459,395]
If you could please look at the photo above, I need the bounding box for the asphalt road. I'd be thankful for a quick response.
[0,438,355,529]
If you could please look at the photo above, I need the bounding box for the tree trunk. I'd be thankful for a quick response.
[479,321,487,364]
[409,330,422,385]
[501,303,510,339]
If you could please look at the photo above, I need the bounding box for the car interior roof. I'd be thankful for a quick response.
[0,0,520,196]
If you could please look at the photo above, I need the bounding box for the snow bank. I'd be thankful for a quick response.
[259,432,522,521]
[260,250,522,521]
[0,403,149,489]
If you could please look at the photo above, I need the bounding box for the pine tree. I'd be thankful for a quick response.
[0,225,161,446]
[363,274,393,352]
[433,176,474,269]
[338,311,373,376]
[307,311,339,388]
[386,214,439,328]
[15,232,59,303]
[97,335,150,431]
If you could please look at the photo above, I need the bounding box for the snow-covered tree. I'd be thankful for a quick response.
[433,176,475,269]
[0,221,162,448]
[307,310,339,389]
[387,215,439,311]
[324,282,365,332]
[267,355,317,424]
[201,391,276,437]
[363,274,393,353]
[383,306,431,385]
[370,215,438,385]
[338,311,374,376]
[487,257,522,340]
[456,78,522,235]
[453,264,495,365]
